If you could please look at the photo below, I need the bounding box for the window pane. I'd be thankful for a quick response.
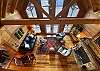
[41,0,49,17]
[26,2,37,18]
[46,25,51,33]
[42,6,49,18]
[55,0,64,16]
[31,7,37,17]
[26,10,33,18]
[43,7,49,14]
[53,24,59,33]
[63,24,73,33]
[41,0,49,6]
[32,25,41,33]
[43,13,47,17]
[67,3,79,17]
[56,0,64,7]
[46,24,59,33]
[55,7,62,16]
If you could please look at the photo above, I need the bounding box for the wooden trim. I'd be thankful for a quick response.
[1,18,100,25]
[49,0,56,17]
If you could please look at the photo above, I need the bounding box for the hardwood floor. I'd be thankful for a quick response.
[7,37,80,71]
[8,53,80,71]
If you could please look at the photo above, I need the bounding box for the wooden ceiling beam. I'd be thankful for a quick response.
[1,0,8,18]
[61,0,72,18]
[56,0,74,17]
[33,0,45,34]
[31,0,54,19]
[49,0,56,17]
[1,18,100,25]
[34,0,43,18]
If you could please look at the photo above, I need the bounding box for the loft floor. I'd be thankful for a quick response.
[8,54,79,71]
[7,36,79,71]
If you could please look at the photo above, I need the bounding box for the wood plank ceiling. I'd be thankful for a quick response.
[1,0,100,34]
[0,0,93,18]
[1,0,100,18]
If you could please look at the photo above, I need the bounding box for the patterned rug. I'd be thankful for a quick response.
[36,37,57,54]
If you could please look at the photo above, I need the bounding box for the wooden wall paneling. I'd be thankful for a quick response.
[9,0,19,13]
[76,0,91,11]
[76,0,90,17]
[1,30,11,44]
[4,25,21,34]
[89,0,100,12]
[1,0,8,18]
[6,0,13,13]
[0,0,3,18]
[16,0,29,19]
[82,0,91,10]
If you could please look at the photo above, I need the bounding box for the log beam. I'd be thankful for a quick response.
[1,18,100,25]
[31,0,54,19]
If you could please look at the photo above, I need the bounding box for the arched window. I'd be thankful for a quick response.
[26,2,37,18]
[67,3,79,17]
